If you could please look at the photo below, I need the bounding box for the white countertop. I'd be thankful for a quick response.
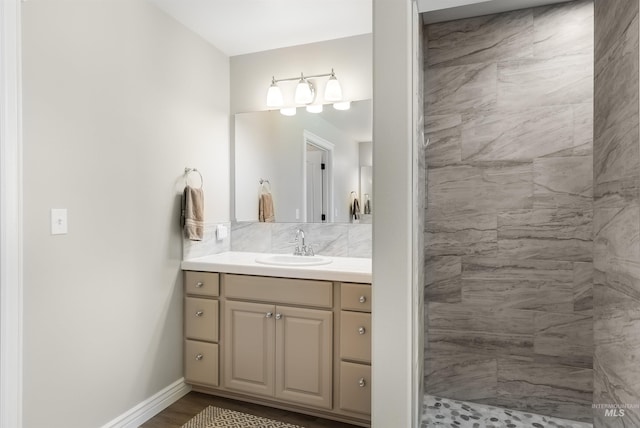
[181,251,372,283]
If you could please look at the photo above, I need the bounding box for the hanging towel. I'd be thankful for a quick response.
[350,195,361,222]
[183,185,204,240]
[259,192,275,223]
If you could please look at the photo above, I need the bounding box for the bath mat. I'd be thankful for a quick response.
[181,406,305,428]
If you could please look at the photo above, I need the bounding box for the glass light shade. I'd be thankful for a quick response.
[280,107,297,116]
[294,79,314,105]
[333,101,351,111]
[266,83,283,107]
[324,75,342,102]
[306,104,323,113]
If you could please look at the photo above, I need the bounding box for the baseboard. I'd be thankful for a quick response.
[100,378,191,428]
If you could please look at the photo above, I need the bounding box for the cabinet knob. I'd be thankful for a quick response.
[358,378,366,387]
[266,312,273,318]
[358,326,366,335]
[275,313,283,320]
[359,295,367,304]
[195,281,204,288]
[195,354,203,361]
[195,311,204,317]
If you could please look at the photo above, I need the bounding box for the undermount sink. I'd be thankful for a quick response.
[255,254,333,267]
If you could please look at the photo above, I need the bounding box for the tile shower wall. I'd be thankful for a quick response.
[593,0,640,425]
[230,222,372,258]
[423,0,594,422]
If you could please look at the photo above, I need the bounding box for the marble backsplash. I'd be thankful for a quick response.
[183,221,372,259]
[231,222,372,258]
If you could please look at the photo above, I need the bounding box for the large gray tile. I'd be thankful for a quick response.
[498,209,593,262]
[427,163,532,217]
[461,257,574,312]
[428,329,534,358]
[496,358,593,423]
[461,106,574,161]
[534,312,593,368]
[427,302,535,336]
[425,114,461,167]
[425,256,462,303]
[424,350,498,401]
[594,302,640,427]
[425,62,497,116]
[593,201,640,275]
[574,261,594,313]
[497,54,593,108]
[425,212,497,257]
[594,14,639,194]
[572,103,594,156]
[533,0,594,59]
[533,156,593,210]
[426,9,533,68]
[594,0,638,61]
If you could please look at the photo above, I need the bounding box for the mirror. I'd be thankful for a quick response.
[234,99,373,223]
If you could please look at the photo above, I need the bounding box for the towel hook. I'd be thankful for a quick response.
[184,167,203,189]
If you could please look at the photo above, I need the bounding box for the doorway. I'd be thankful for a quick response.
[302,130,334,223]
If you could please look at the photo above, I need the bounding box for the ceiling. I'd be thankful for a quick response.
[419,0,573,24]
[147,0,372,57]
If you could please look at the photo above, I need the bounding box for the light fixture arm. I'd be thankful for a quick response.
[271,69,336,83]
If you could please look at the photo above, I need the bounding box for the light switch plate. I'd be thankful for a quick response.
[51,208,68,235]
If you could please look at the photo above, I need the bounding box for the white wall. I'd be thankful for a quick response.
[21,1,229,427]
[230,34,372,114]
[372,0,415,427]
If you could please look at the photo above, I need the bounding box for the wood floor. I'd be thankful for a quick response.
[140,392,361,428]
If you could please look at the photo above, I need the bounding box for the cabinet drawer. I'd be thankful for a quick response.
[340,311,371,363]
[340,283,371,312]
[225,274,332,308]
[185,271,219,297]
[185,340,218,387]
[339,361,371,415]
[185,297,219,342]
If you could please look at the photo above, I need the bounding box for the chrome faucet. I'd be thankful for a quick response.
[294,229,314,256]
[294,229,305,255]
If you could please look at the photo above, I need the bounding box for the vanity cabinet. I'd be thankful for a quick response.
[224,300,333,409]
[339,282,372,416]
[184,271,220,387]
[182,269,371,427]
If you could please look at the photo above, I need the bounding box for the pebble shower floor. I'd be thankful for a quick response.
[421,395,593,428]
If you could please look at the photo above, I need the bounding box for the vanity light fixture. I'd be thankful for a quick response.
[280,107,297,116]
[306,104,323,114]
[333,101,351,111]
[266,77,284,108]
[267,69,343,108]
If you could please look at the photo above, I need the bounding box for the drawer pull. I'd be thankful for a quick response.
[358,377,366,387]
[275,313,283,320]
[195,354,204,361]
[266,312,273,318]
[195,311,204,317]
[195,281,204,288]
[358,326,366,335]
[359,295,367,304]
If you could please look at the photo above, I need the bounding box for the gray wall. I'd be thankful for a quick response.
[21,1,230,427]
[423,0,594,422]
[593,0,640,425]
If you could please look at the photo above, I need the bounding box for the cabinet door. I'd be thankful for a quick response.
[275,306,333,409]
[224,300,275,397]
